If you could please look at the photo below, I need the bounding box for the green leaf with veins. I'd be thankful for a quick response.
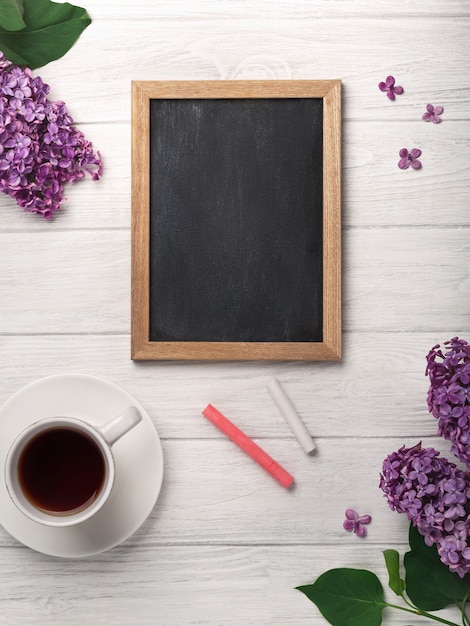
[0,0,26,31]
[0,0,91,68]
[297,568,386,626]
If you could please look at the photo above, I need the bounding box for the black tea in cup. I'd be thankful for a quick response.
[18,427,106,515]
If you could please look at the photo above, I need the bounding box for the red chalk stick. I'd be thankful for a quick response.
[202,404,294,488]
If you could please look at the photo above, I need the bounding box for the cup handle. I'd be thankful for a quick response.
[99,406,143,446]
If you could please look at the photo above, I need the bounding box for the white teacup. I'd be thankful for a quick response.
[4,407,142,527]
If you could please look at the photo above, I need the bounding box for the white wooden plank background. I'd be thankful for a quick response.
[0,0,469,624]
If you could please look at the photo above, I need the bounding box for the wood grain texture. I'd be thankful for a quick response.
[0,228,467,334]
[0,436,453,544]
[85,0,470,20]
[0,1,469,624]
[0,331,453,439]
[0,544,458,625]
[1,119,468,231]
[29,18,470,124]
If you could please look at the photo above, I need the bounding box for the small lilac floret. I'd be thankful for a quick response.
[380,441,470,577]
[378,75,404,101]
[398,148,422,170]
[343,509,372,537]
[0,50,102,218]
[422,104,444,124]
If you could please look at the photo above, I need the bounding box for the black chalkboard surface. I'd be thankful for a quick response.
[131,81,341,360]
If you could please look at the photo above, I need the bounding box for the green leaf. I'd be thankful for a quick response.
[405,524,470,611]
[296,568,386,626]
[0,0,91,69]
[383,549,406,596]
[408,522,435,558]
[404,550,457,611]
[0,0,26,31]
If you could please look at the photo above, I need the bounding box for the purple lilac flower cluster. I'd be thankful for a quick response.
[380,442,470,577]
[426,338,470,468]
[0,51,101,219]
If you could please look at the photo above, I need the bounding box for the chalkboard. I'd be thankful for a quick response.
[131,81,341,360]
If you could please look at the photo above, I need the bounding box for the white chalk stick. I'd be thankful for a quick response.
[267,378,316,454]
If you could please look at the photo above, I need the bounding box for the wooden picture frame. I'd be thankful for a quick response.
[131,80,341,361]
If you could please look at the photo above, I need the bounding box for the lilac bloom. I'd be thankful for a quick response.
[454,363,470,387]
[443,476,470,505]
[31,75,50,100]
[378,75,404,100]
[398,148,422,170]
[422,104,444,124]
[343,509,372,537]
[1,67,31,98]
[0,152,14,170]
[0,52,12,69]
[452,520,469,541]
[440,404,464,420]
[438,537,466,565]
[426,339,470,469]
[18,99,45,123]
[400,490,422,518]
[436,383,465,406]
[4,132,31,152]
[423,503,445,528]
[0,74,18,97]
[463,547,470,560]
[0,52,101,218]
[380,441,470,577]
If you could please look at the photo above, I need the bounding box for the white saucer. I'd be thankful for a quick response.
[0,374,164,558]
